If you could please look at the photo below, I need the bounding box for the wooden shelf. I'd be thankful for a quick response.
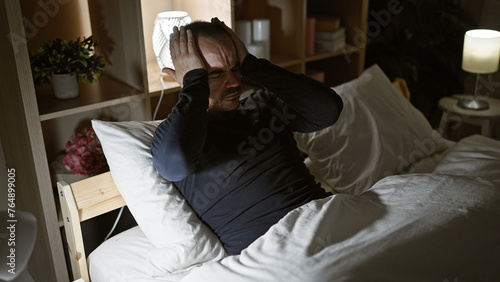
[304,44,360,63]
[271,54,303,68]
[146,61,181,96]
[234,0,367,86]
[37,77,145,121]
[5,1,368,280]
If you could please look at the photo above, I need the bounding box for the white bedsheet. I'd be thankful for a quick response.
[180,173,500,282]
[89,135,500,281]
[433,134,500,178]
[88,226,189,282]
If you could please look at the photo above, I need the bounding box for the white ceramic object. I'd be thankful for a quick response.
[52,73,79,99]
[152,11,192,70]
[252,19,271,60]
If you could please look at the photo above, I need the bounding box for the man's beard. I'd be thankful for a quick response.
[208,86,243,113]
[223,86,242,99]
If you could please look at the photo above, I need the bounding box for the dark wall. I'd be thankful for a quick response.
[364,0,500,128]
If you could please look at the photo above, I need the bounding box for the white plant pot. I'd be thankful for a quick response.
[52,73,79,99]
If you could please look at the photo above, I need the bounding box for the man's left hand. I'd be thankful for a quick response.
[212,17,249,65]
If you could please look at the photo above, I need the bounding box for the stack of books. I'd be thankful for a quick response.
[304,16,345,83]
[310,16,346,53]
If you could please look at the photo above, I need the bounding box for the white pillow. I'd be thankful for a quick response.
[433,134,500,178]
[92,120,226,273]
[294,64,448,195]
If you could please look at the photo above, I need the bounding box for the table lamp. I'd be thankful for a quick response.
[152,11,192,70]
[459,29,500,110]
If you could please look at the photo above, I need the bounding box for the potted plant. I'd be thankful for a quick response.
[29,36,105,99]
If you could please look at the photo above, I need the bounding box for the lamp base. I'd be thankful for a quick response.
[457,97,489,110]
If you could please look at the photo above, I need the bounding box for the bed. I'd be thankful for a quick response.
[57,64,500,282]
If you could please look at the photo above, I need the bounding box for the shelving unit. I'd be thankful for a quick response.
[233,0,368,86]
[147,0,368,112]
[36,77,144,121]
[1,0,367,280]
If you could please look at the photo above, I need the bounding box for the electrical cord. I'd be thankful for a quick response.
[104,75,166,242]
[153,74,166,121]
[103,205,124,242]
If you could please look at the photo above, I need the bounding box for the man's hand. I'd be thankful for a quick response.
[212,17,249,65]
[163,26,205,88]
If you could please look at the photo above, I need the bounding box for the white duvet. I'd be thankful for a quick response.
[90,135,500,281]
[182,135,500,281]
[180,174,500,281]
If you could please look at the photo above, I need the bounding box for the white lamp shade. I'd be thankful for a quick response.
[152,11,191,70]
[462,29,500,74]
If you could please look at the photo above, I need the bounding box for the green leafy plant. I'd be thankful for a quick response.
[29,36,105,86]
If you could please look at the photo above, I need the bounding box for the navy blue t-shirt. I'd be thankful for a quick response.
[151,54,342,255]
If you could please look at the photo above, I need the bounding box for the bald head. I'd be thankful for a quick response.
[184,21,228,42]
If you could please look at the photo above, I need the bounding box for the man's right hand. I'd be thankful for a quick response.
[163,26,205,88]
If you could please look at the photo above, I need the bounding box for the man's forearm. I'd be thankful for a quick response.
[240,54,343,133]
[151,69,210,181]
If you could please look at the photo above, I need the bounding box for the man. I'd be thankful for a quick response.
[151,18,343,255]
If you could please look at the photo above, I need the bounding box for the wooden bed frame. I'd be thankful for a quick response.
[57,78,410,282]
[57,172,125,282]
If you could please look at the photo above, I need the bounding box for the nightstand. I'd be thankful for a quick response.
[438,94,500,138]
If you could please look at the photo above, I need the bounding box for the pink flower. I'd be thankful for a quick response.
[84,127,97,139]
[76,137,89,147]
[80,151,96,175]
[63,153,82,174]
[65,141,78,153]
[69,132,84,144]
[62,126,108,176]
[75,145,88,155]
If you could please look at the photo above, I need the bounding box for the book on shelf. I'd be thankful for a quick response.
[315,27,346,42]
[305,17,316,56]
[314,16,341,32]
[314,36,346,53]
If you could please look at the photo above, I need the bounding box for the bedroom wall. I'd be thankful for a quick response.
[20,0,92,51]
[365,0,500,139]
[20,0,148,162]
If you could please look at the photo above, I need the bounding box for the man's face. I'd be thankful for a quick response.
[197,34,242,113]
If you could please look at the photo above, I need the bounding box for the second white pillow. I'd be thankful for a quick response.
[294,64,448,195]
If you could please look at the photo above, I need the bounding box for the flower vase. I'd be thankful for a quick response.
[52,73,79,99]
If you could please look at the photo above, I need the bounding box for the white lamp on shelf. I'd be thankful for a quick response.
[459,29,500,110]
[152,11,192,70]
